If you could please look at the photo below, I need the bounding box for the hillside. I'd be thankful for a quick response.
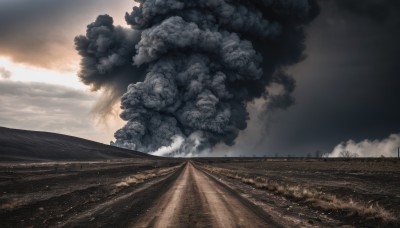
[0,127,150,161]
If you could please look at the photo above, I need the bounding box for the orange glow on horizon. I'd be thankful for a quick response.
[0,56,85,89]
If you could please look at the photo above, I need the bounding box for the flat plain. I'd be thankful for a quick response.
[1,128,399,227]
[1,158,399,227]
[194,158,400,227]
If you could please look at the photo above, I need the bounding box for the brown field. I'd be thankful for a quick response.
[0,157,399,227]
[194,158,400,227]
[0,159,184,227]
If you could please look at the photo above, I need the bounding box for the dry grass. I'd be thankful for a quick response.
[115,166,181,187]
[198,163,396,222]
[0,165,183,210]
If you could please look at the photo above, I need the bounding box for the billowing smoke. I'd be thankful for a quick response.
[75,15,146,117]
[75,0,319,156]
[328,133,400,158]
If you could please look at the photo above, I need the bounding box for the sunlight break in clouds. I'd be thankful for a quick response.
[329,133,400,157]
[0,57,83,89]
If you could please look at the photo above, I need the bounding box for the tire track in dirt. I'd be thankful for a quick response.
[59,169,182,227]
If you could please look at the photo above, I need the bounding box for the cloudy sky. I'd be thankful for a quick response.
[0,0,133,143]
[0,0,399,156]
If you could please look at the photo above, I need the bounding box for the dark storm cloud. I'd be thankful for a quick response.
[0,80,101,139]
[76,0,319,155]
[246,0,400,156]
[331,0,400,22]
[0,0,132,70]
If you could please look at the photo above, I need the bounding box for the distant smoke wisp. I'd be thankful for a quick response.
[0,67,12,79]
[329,133,400,157]
[76,0,319,156]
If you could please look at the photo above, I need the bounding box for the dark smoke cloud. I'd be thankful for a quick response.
[242,0,400,156]
[75,15,146,118]
[76,0,319,155]
[331,0,400,22]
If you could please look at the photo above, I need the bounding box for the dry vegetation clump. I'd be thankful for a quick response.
[197,163,396,223]
[115,165,181,187]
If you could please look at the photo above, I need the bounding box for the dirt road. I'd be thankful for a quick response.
[3,159,396,227]
[133,162,277,228]
[1,160,277,227]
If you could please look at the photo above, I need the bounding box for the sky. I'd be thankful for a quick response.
[225,0,400,157]
[0,0,133,143]
[0,0,399,157]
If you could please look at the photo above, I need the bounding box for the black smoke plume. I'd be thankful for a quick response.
[75,15,146,117]
[75,0,319,156]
